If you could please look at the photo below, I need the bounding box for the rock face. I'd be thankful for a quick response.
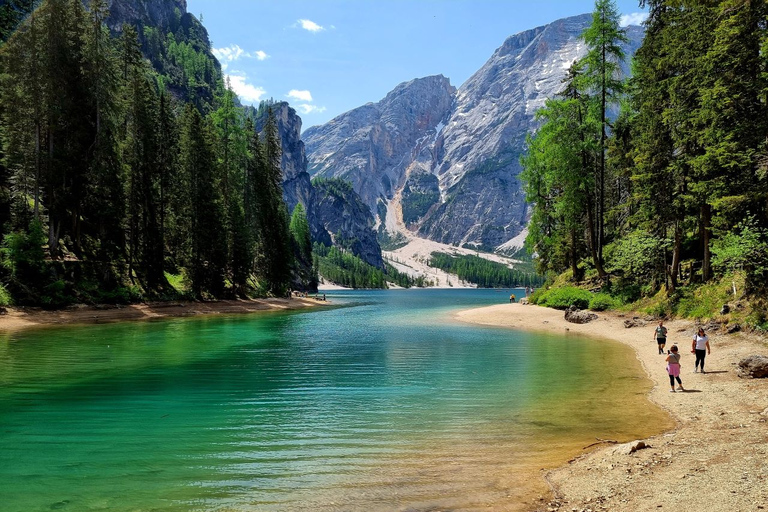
[737,355,768,379]
[253,102,384,269]
[312,179,384,269]
[103,0,187,33]
[304,14,644,251]
[304,75,456,213]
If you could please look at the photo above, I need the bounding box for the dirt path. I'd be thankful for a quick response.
[455,304,768,512]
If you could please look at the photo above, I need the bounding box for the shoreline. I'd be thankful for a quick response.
[0,297,326,332]
[455,303,768,512]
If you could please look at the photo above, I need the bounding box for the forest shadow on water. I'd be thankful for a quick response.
[0,290,672,512]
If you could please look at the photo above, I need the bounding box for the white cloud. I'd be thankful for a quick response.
[296,104,327,115]
[212,45,270,68]
[287,89,313,102]
[297,19,325,32]
[226,74,266,104]
[620,12,648,27]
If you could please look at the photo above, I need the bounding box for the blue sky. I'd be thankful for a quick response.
[187,1,647,130]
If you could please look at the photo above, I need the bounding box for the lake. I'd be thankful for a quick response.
[0,289,670,511]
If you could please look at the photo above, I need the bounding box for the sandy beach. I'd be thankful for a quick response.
[456,303,768,512]
[0,297,325,332]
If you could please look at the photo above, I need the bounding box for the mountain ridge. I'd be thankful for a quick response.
[303,14,644,252]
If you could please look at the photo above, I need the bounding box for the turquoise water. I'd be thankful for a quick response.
[0,290,669,512]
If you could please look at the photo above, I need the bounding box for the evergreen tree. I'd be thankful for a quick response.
[178,104,226,297]
[578,0,627,277]
[82,0,125,283]
[251,108,292,295]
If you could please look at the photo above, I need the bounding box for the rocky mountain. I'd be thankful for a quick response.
[251,102,384,269]
[304,14,644,252]
[103,0,186,33]
[304,75,456,213]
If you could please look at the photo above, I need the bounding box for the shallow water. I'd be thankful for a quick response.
[0,289,671,511]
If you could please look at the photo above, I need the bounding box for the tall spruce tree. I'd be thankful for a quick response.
[178,104,225,297]
[578,0,627,277]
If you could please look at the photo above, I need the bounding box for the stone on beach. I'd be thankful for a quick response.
[612,440,649,456]
[565,306,598,324]
[737,355,768,378]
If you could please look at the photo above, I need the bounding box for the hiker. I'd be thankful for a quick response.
[666,345,684,392]
[692,327,711,373]
[654,320,668,354]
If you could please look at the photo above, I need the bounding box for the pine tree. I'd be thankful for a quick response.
[82,0,125,283]
[178,104,225,297]
[578,0,627,277]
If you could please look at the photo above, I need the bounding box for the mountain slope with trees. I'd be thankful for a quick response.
[0,0,304,305]
[521,0,768,327]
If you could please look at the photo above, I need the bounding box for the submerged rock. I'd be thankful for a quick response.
[737,355,768,379]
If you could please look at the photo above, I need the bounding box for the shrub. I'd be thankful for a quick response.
[0,283,12,306]
[538,286,592,310]
[643,299,671,319]
[589,293,616,311]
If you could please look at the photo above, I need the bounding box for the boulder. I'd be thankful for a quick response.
[613,440,649,455]
[737,355,768,379]
[726,323,741,334]
[564,306,598,324]
[720,304,731,315]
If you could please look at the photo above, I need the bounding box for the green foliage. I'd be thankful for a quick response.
[711,216,768,294]
[0,283,12,306]
[314,243,386,289]
[1,218,45,281]
[522,0,768,311]
[0,1,298,306]
[401,172,439,224]
[428,252,543,288]
[534,286,592,310]
[383,263,422,288]
[310,176,353,198]
[290,203,312,262]
[588,293,617,311]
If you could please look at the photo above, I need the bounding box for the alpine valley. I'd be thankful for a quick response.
[303,14,643,255]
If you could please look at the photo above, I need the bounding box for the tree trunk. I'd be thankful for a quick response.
[570,228,579,280]
[669,223,682,293]
[585,198,607,278]
[701,203,712,281]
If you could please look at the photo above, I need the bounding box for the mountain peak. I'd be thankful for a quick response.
[305,14,644,251]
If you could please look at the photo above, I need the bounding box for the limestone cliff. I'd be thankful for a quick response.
[304,15,644,252]
[251,102,384,269]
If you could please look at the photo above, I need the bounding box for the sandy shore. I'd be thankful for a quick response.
[456,303,768,512]
[0,297,325,331]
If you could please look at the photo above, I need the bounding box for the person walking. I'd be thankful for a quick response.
[654,320,668,354]
[691,327,711,373]
[665,345,684,392]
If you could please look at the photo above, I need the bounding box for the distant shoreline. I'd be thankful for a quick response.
[455,303,768,512]
[0,297,326,332]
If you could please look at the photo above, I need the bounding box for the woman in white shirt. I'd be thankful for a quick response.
[691,327,711,373]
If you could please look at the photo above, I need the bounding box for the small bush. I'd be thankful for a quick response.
[538,286,592,310]
[589,293,616,311]
[0,283,12,306]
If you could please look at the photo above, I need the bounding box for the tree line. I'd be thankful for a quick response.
[0,0,304,306]
[428,252,544,288]
[521,0,768,301]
